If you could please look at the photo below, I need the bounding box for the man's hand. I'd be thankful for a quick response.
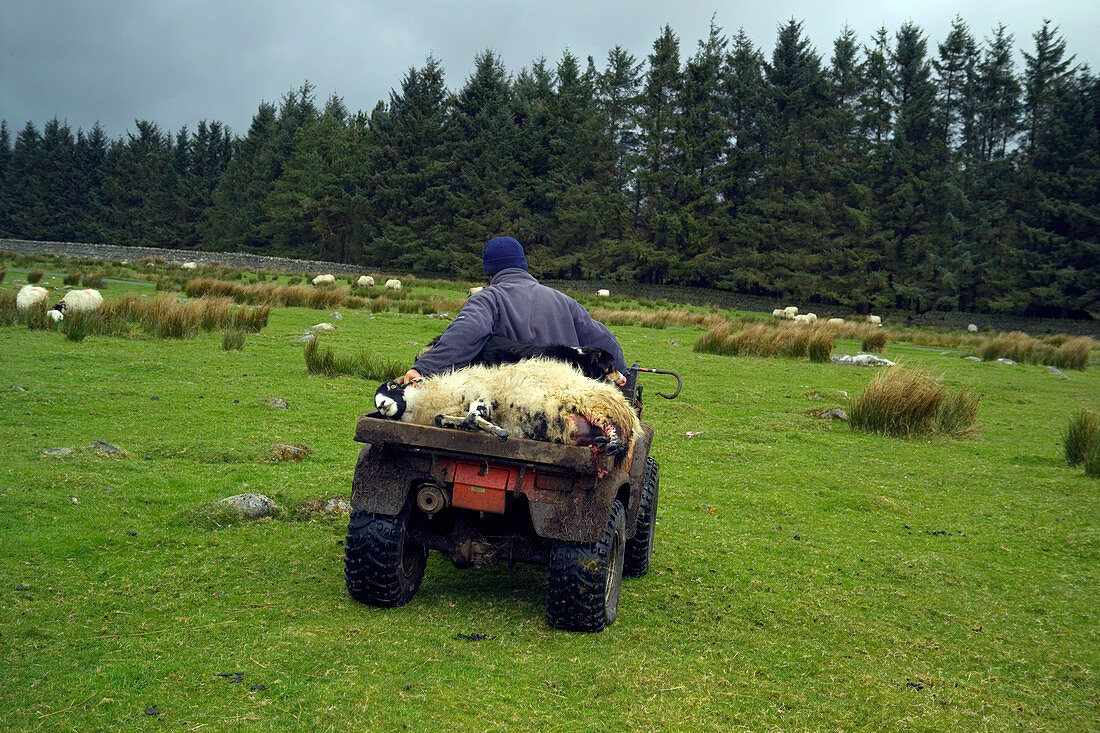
[401,368,422,385]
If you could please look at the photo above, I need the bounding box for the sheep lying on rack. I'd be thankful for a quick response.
[47,288,103,323]
[419,334,622,383]
[374,358,641,461]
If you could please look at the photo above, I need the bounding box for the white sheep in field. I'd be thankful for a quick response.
[783,306,798,319]
[967,324,978,333]
[827,317,845,325]
[47,288,104,323]
[805,313,818,323]
[374,358,642,459]
[17,285,49,312]
[356,275,375,288]
[868,315,882,326]
[181,261,198,270]
[468,286,484,296]
[385,279,402,291]
[312,274,336,287]
[793,314,811,324]
[597,289,610,297]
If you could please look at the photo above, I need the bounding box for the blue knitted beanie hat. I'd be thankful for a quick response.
[482,236,528,276]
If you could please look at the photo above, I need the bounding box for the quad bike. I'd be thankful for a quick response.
[345,365,680,632]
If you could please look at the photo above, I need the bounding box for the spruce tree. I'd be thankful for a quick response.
[0,121,12,236]
[445,50,525,271]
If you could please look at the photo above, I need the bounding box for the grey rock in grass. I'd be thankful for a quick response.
[329,311,343,320]
[1046,366,1069,379]
[964,356,982,361]
[821,409,849,421]
[269,443,309,462]
[323,498,351,515]
[219,493,279,519]
[42,447,73,458]
[268,398,289,409]
[831,353,896,367]
[994,358,1017,366]
[91,440,127,456]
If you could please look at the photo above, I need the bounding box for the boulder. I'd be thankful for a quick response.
[831,353,896,367]
[219,493,279,519]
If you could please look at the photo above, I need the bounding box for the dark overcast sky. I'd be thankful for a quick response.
[2,0,1097,140]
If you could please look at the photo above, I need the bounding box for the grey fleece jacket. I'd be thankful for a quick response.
[412,268,628,377]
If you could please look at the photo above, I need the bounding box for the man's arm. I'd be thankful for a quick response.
[411,292,496,377]
[570,300,629,374]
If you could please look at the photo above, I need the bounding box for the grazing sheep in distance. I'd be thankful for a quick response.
[868,315,882,326]
[827,317,844,325]
[47,288,104,322]
[772,308,787,320]
[783,306,798,319]
[312,274,336,287]
[181,261,198,270]
[597,289,610,297]
[385,279,402,291]
[805,313,817,323]
[468,286,484,296]
[357,275,375,288]
[793,314,811,324]
[967,324,978,333]
[17,285,49,312]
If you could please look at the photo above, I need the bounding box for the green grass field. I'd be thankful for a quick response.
[1,265,1097,732]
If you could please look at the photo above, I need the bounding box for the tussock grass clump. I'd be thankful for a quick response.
[221,328,247,351]
[0,266,7,285]
[971,331,1093,371]
[1052,337,1093,371]
[849,366,980,438]
[303,337,404,382]
[0,289,17,326]
[27,270,44,284]
[64,271,82,286]
[19,301,51,330]
[62,310,104,342]
[82,272,106,288]
[1063,410,1098,467]
[860,326,888,353]
[591,307,725,330]
[695,322,833,360]
[183,277,467,316]
[49,293,272,341]
[808,330,835,362]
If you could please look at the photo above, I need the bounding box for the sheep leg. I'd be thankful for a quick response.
[434,400,509,441]
[470,415,509,441]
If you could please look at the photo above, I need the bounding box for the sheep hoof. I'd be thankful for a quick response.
[601,439,626,456]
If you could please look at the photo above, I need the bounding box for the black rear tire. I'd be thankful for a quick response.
[624,457,658,577]
[546,499,626,632]
[345,504,427,607]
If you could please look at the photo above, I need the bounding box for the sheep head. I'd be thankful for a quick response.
[374,380,408,419]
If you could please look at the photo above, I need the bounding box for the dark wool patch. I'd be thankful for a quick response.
[528,412,550,442]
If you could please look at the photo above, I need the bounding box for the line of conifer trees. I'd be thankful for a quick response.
[1,18,1096,317]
